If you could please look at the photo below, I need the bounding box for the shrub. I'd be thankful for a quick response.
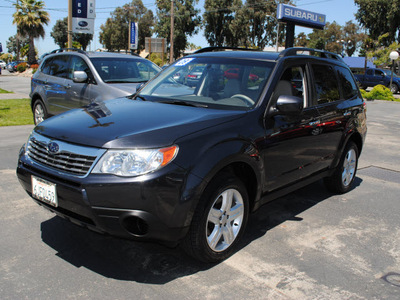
[360,85,396,101]
[30,64,39,69]
[16,62,27,73]
[149,53,163,66]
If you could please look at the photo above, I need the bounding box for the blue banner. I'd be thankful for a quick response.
[130,22,138,49]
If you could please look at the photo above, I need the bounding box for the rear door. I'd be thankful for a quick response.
[309,63,350,171]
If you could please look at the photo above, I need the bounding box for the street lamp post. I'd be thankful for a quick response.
[389,51,399,92]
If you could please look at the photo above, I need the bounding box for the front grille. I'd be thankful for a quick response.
[27,133,102,176]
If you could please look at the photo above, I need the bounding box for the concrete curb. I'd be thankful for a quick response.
[0,92,29,100]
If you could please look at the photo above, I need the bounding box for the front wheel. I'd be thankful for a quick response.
[324,141,359,194]
[183,174,249,262]
[33,99,48,125]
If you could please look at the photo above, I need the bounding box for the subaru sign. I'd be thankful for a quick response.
[72,0,95,34]
[277,4,326,29]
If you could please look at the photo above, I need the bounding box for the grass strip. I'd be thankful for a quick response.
[0,88,13,94]
[0,98,34,126]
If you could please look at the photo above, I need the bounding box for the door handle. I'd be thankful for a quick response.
[64,84,71,89]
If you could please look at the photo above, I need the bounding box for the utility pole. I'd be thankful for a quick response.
[68,0,73,48]
[16,0,20,60]
[169,0,174,63]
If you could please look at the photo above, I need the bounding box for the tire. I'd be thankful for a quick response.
[390,83,399,94]
[324,141,359,194]
[33,99,48,125]
[183,174,249,262]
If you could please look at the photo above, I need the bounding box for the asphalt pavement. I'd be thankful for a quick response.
[0,75,400,299]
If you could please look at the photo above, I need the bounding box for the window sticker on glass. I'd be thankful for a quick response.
[175,58,195,66]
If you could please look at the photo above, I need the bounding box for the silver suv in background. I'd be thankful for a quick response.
[30,49,161,124]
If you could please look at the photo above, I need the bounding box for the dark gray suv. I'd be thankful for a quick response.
[17,47,367,262]
[30,50,161,124]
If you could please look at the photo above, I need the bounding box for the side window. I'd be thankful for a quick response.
[366,69,373,76]
[137,62,158,80]
[68,56,90,80]
[272,65,306,106]
[337,66,359,100]
[48,56,69,78]
[375,70,384,77]
[40,57,53,75]
[311,64,340,104]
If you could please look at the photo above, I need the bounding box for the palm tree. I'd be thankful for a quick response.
[13,0,49,65]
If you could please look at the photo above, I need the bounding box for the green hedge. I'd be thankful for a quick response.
[360,85,397,101]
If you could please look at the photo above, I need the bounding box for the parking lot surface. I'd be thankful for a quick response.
[0,100,399,299]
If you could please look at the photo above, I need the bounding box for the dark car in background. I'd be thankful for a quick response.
[30,49,161,124]
[17,47,367,263]
[354,68,400,93]
[186,65,206,87]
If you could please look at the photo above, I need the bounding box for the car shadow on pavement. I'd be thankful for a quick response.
[40,177,362,284]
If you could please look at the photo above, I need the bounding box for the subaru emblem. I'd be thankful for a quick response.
[78,21,88,27]
[48,142,60,154]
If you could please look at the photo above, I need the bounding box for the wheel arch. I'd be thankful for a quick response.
[30,93,44,110]
[181,139,263,225]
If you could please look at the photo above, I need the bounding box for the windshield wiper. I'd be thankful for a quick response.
[160,100,208,108]
[133,94,147,101]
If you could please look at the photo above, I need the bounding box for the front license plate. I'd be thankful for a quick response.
[31,176,58,207]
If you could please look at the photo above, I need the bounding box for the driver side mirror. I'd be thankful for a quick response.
[72,71,88,83]
[270,95,304,116]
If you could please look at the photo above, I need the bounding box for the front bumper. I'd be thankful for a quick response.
[16,152,197,243]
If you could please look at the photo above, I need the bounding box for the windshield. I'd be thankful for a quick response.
[139,57,274,110]
[90,57,161,83]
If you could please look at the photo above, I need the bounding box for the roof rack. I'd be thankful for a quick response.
[194,47,261,54]
[50,48,87,55]
[279,47,343,61]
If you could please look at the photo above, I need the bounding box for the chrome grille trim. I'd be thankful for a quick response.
[26,132,106,177]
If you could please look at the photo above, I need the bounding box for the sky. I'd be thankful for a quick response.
[0,0,360,56]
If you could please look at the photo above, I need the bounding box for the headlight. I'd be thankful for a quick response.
[92,146,178,177]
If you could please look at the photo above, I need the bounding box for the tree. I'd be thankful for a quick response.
[355,0,400,45]
[305,21,366,56]
[51,18,68,49]
[295,32,308,47]
[6,34,29,57]
[239,0,292,49]
[155,0,201,59]
[203,0,243,47]
[99,0,154,52]
[342,21,366,57]
[50,18,93,50]
[13,0,49,64]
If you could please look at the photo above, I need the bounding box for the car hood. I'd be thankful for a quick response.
[34,98,246,148]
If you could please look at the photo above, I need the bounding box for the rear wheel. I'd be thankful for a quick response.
[324,141,359,194]
[183,174,249,262]
[33,99,48,125]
